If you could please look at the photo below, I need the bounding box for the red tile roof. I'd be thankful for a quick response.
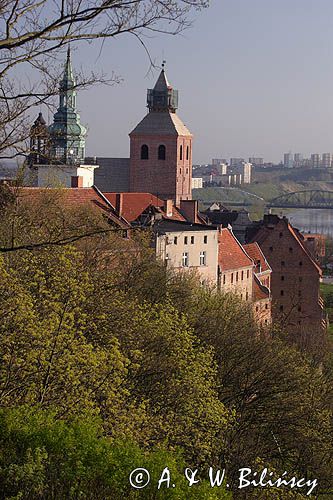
[102,192,186,222]
[243,242,271,273]
[11,187,128,227]
[218,228,253,271]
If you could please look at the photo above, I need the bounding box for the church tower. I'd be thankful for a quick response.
[129,66,193,206]
[49,47,86,165]
[28,49,98,188]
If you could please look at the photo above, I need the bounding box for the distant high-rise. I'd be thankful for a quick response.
[212,158,227,166]
[230,158,245,167]
[283,152,293,168]
[311,153,321,168]
[322,153,332,169]
[293,153,302,168]
[249,157,263,167]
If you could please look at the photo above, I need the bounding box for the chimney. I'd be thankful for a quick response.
[71,176,83,188]
[179,199,198,223]
[164,199,173,218]
[115,193,123,216]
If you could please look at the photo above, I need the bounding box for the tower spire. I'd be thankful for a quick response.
[48,49,86,165]
[147,66,178,112]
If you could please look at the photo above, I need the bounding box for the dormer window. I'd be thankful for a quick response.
[158,144,166,160]
[141,144,149,160]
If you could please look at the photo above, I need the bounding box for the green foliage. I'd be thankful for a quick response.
[0,407,231,500]
[0,197,333,498]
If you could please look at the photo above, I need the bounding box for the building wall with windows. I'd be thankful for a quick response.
[218,227,253,301]
[247,215,325,335]
[155,223,218,285]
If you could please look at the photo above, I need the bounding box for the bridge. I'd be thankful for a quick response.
[268,190,333,209]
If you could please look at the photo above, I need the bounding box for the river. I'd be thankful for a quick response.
[276,208,333,238]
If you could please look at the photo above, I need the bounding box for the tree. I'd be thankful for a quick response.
[0,0,208,160]
[0,407,232,499]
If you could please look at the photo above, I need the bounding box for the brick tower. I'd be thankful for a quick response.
[129,66,193,206]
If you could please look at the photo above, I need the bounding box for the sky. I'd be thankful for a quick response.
[67,0,333,164]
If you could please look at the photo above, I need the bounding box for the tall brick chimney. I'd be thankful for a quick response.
[115,193,123,216]
[164,199,173,217]
[180,199,198,223]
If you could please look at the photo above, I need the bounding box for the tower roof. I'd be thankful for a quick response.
[130,111,192,136]
[61,46,75,89]
[147,66,178,112]
[153,69,170,92]
[32,112,47,128]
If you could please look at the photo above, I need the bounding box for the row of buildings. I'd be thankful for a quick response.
[192,159,252,187]
[284,152,333,169]
[24,51,326,337]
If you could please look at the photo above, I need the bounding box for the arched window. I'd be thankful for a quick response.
[158,144,166,160]
[186,145,189,160]
[141,144,149,160]
[180,145,183,160]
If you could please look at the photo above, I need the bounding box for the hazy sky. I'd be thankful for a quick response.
[68,0,333,163]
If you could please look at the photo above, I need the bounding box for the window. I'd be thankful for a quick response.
[184,236,188,244]
[256,306,259,312]
[281,261,285,267]
[279,232,283,238]
[241,271,244,280]
[200,251,206,266]
[174,236,178,245]
[186,146,189,160]
[265,319,268,324]
[298,290,301,297]
[231,273,234,284]
[299,261,303,266]
[180,145,183,160]
[191,236,194,244]
[281,276,285,281]
[246,291,249,301]
[158,144,166,160]
[298,306,301,312]
[141,144,149,160]
[289,247,293,253]
[280,305,284,312]
[265,304,268,310]
[223,274,226,285]
[236,272,239,282]
[182,252,189,267]
[269,246,273,252]
[299,277,303,282]
[247,269,250,279]
[280,290,284,296]
[204,235,208,244]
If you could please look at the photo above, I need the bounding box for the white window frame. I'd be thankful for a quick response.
[182,252,189,267]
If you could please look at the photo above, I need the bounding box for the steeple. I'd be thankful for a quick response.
[28,112,50,166]
[49,47,86,165]
[147,65,178,113]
